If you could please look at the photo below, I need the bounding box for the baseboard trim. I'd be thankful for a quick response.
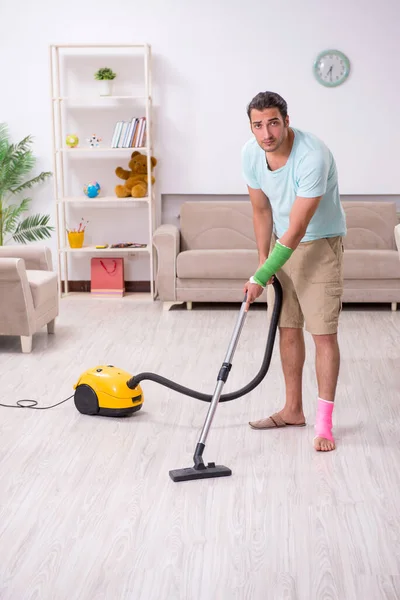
[61,281,151,293]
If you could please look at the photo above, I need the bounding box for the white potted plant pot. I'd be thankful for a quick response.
[99,80,113,96]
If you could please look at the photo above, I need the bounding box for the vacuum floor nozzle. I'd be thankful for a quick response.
[169,462,232,482]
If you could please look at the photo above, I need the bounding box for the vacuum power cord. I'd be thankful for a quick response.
[0,396,74,410]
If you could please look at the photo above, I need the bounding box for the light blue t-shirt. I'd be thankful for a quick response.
[242,127,346,242]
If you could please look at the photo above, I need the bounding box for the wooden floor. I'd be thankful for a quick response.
[1,295,400,600]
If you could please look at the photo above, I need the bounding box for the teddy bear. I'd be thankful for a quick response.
[115,151,157,198]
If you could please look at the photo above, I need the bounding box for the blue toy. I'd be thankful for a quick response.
[84,181,101,198]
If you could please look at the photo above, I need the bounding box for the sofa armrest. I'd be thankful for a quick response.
[153,224,180,301]
[0,245,52,271]
[395,224,400,257]
[0,258,35,336]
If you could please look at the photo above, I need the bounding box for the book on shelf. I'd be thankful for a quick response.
[111,117,147,149]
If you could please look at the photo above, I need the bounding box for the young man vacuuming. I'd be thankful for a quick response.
[242,91,346,452]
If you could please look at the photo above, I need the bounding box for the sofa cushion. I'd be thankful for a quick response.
[177,249,258,279]
[178,248,400,280]
[343,202,398,250]
[26,270,58,308]
[179,201,256,251]
[343,250,400,279]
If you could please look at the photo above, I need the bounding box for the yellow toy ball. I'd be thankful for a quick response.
[66,134,79,148]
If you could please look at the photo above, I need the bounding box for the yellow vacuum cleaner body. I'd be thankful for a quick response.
[73,365,143,417]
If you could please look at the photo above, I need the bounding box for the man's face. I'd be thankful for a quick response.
[250,107,289,153]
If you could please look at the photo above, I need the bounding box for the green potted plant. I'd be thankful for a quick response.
[94,67,117,96]
[0,123,54,245]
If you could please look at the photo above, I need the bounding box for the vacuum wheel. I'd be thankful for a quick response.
[74,384,99,415]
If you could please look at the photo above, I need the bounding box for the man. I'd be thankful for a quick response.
[242,91,346,452]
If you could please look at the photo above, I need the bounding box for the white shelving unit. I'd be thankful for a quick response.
[49,43,157,299]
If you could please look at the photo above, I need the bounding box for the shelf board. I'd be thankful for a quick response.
[52,44,148,48]
[58,196,149,204]
[53,96,151,101]
[60,245,150,254]
[57,146,148,153]
[62,291,153,301]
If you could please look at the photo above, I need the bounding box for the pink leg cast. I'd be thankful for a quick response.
[314,397,334,443]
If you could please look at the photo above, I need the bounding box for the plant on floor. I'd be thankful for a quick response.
[94,67,117,80]
[0,123,53,245]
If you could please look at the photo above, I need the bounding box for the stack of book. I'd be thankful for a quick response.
[111,117,147,148]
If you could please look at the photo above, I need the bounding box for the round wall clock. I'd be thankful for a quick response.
[313,49,350,87]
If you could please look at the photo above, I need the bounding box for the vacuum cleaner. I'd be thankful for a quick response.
[73,277,282,482]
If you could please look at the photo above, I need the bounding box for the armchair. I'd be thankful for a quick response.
[0,245,59,352]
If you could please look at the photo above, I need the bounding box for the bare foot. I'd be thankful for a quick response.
[314,436,335,452]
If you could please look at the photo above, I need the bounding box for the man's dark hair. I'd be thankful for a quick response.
[246,91,288,121]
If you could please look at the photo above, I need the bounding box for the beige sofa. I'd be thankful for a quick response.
[153,200,400,311]
[0,245,59,352]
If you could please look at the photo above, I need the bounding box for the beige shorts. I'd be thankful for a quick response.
[267,234,344,335]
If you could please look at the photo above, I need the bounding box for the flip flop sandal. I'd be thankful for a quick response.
[249,412,306,429]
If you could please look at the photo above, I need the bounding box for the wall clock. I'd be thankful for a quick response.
[313,49,350,87]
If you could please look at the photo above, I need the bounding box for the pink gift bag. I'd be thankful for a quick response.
[91,257,125,297]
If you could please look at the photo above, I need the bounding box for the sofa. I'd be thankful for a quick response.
[153,200,400,311]
[0,245,59,352]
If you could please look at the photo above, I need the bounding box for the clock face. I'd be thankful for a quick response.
[314,50,350,87]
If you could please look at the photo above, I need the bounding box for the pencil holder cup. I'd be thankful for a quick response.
[68,231,84,248]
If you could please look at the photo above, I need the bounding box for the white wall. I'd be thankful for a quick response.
[1,0,399,280]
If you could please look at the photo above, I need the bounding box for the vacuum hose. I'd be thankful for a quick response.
[126,277,282,402]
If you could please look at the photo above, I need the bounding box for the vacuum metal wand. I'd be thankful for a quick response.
[198,297,247,447]
[170,295,249,482]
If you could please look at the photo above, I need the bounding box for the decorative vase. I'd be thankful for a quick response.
[98,80,113,96]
